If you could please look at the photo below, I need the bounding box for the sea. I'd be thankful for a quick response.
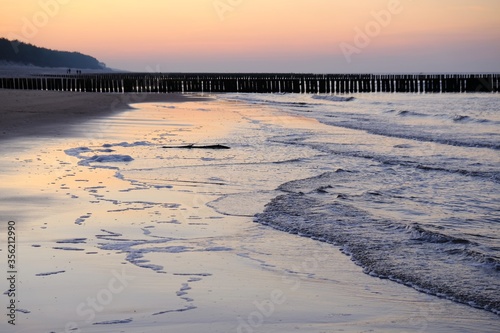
[224,93,500,314]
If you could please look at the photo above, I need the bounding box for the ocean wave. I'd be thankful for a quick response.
[414,164,500,182]
[451,114,495,124]
[453,115,471,122]
[290,137,500,183]
[395,110,427,117]
[255,171,500,315]
[406,223,472,244]
[311,95,355,102]
[385,109,497,125]
[320,117,500,150]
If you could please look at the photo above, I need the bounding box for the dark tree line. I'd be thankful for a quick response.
[0,38,105,70]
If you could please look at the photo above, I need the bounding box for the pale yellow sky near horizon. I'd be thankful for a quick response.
[1,0,499,72]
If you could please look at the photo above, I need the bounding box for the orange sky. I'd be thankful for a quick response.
[1,0,499,72]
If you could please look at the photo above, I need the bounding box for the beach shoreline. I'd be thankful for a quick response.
[0,89,210,141]
[0,90,498,332]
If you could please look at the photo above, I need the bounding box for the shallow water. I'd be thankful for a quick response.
[230,93,500,313]
[0,94,499,332]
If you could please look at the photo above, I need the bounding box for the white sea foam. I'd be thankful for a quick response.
[311,95,355,102]
[81,154,134,164]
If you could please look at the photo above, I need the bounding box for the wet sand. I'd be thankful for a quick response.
[0,90,499,333]
[0,89,209,141]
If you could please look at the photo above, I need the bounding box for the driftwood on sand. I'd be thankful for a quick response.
[162,144,230,150]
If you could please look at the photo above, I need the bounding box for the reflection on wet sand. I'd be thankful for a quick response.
[0,96,498,332]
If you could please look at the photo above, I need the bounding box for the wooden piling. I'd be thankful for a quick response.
[3,73,499,94]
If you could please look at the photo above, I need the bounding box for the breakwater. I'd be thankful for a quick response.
[1,73,498,93]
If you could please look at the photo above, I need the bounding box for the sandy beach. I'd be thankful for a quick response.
[0,89,210,141]
[0,89,499,333]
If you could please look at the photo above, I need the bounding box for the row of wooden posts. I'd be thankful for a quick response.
[1,73,499,94]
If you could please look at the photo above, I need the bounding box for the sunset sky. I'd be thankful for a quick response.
[1,0,499,73]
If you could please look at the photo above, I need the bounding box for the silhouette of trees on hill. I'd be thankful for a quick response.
[0,38,105,70]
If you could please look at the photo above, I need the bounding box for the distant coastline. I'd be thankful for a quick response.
[0,38,106,70]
